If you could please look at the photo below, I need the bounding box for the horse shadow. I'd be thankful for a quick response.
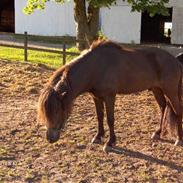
[108,145,183,172]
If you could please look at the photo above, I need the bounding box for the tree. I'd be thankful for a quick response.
[24,0,169,50]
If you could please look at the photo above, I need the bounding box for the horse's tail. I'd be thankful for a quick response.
[176,53,183,66]
[176,54,183,106]
[178,63,183,105]
[166,63,183,137]
[161,62,183,137]
[177,63,183,111]
[176,54,183,105]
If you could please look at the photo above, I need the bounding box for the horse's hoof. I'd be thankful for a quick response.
[151,132,160,141]
[91,137,102,144]
[174,140,183,146]
[103,144,113,153]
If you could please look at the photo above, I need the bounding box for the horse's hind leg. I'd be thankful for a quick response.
[92,97,105,144]
[103,95,116,152]
[165,91,183,146]
[151,88,167,140]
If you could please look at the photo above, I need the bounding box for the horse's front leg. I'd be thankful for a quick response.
[92,97,105,144]
[103,95,116,152]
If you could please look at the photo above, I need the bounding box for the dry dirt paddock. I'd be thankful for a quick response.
[0,59,183,183]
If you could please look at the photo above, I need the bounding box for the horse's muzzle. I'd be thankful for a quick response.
[46,128,61,143]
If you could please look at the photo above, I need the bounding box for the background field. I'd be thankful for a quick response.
[0,46,79,68]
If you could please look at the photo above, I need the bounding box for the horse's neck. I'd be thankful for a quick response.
[68,60,92,98]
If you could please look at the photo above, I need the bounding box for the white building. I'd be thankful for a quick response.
[15,1,76,38]
[0,0,183,45]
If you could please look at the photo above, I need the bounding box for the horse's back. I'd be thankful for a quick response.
[91,45,181,95]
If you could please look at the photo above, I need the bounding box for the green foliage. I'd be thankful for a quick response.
[126,0,170,16]
[88,0,117,8]
[23,0,66,14]
[97,30,107,40]
[24,0,170,16]
[23,0,46,14]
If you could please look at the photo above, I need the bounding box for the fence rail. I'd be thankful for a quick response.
[0,31,83,65]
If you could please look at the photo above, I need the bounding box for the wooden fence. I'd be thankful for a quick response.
[0,31,84,65]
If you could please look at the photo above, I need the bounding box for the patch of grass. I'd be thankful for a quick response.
[7,170,19,178]
[137,169,151,182]
[0,46,79,68]
[41,175,49,183]
[0,169,6,178]
[159,179,169,183]
[25,170,35,182]
[0,147,9,156]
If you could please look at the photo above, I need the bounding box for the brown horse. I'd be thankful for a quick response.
[38,40,183,152]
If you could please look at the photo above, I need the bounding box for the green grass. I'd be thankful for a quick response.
[0,46,79,68]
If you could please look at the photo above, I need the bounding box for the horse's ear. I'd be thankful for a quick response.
[60,91,67,98]
[54,79,68,101]
[54,79,68,93]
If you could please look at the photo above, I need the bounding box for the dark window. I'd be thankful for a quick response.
[141,8,172,44]
[0,0,15,32]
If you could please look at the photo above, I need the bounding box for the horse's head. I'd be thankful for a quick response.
[38,78,72,143]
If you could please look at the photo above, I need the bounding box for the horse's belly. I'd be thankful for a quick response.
[117,76,158,94]
[92,70,159,96]
[118,85,150,94]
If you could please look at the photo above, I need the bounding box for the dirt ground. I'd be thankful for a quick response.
[1,59,183,183]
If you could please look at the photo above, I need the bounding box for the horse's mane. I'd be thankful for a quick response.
[38,64,71,124]
[48,65,69,86]
[90,39,122,51]
[38,69,72,125]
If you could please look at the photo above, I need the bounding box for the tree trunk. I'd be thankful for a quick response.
[86,3,99,44]
[74,0,87,50]
[74,0,99,50]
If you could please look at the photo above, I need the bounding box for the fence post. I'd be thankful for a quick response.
[62,42,66,65]
[24,31,28,62]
